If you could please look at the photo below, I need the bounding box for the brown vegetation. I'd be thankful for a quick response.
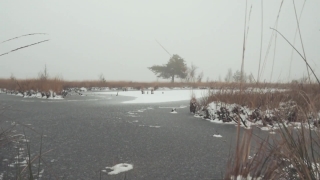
[0,77,301,94]
[201,83,320,112]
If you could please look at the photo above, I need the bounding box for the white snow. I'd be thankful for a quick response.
[230,175,262,180]
[210,119,224,124]
[38,169,44,178]
[149,125,161,128]
[139,125,160,128]
[159,105,187,109]
[213,134,222,138]
[80,87,87,92]
[105,163,133,175]
[94,89,209,103]
[260,127,271,131]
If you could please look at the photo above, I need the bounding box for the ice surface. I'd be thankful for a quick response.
[105,163,133,175]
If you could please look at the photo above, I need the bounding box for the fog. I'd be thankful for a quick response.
[1,0,319,82]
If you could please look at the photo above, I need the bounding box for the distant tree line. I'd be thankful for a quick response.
[147,54,259,83]
[224,68,254,83]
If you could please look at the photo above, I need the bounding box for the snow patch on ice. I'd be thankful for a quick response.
[139,125,160,128]
[159,105,187,109]
[149,125,161,128]
[213,134,222,138]
[105,163,133,175]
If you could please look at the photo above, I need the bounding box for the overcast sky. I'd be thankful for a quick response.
[1,1,319,82]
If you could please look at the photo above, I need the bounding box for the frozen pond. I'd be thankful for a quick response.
[0,90,267,179]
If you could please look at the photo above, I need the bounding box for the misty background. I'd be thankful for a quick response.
[1,0,319,82]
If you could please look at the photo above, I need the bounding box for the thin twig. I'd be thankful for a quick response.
[155,39,171,56]
[292,0,310,83]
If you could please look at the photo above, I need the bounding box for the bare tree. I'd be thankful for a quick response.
[189,63,198,83]
[99,73,106,82]
[184,63,198,83]
[224,68,233,82]
[233,70,247,83]
[197,71,204,82]
[10,73,16,81]
[248,73,255,83]
[38,64,49,80]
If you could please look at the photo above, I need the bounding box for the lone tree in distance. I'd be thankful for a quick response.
[149,54,188,83]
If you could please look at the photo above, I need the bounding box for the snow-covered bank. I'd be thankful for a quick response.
[92,89,210,103]
[194,101,319,132]
[1,89,64,100]
[0,87,93,100]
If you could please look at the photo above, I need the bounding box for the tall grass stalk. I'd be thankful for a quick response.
[257,0,264,83]
[240,0,248,93]
[288,0,307,82]
[260,0,284,81]
[270,28,320,85]
[292,0,311,83]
